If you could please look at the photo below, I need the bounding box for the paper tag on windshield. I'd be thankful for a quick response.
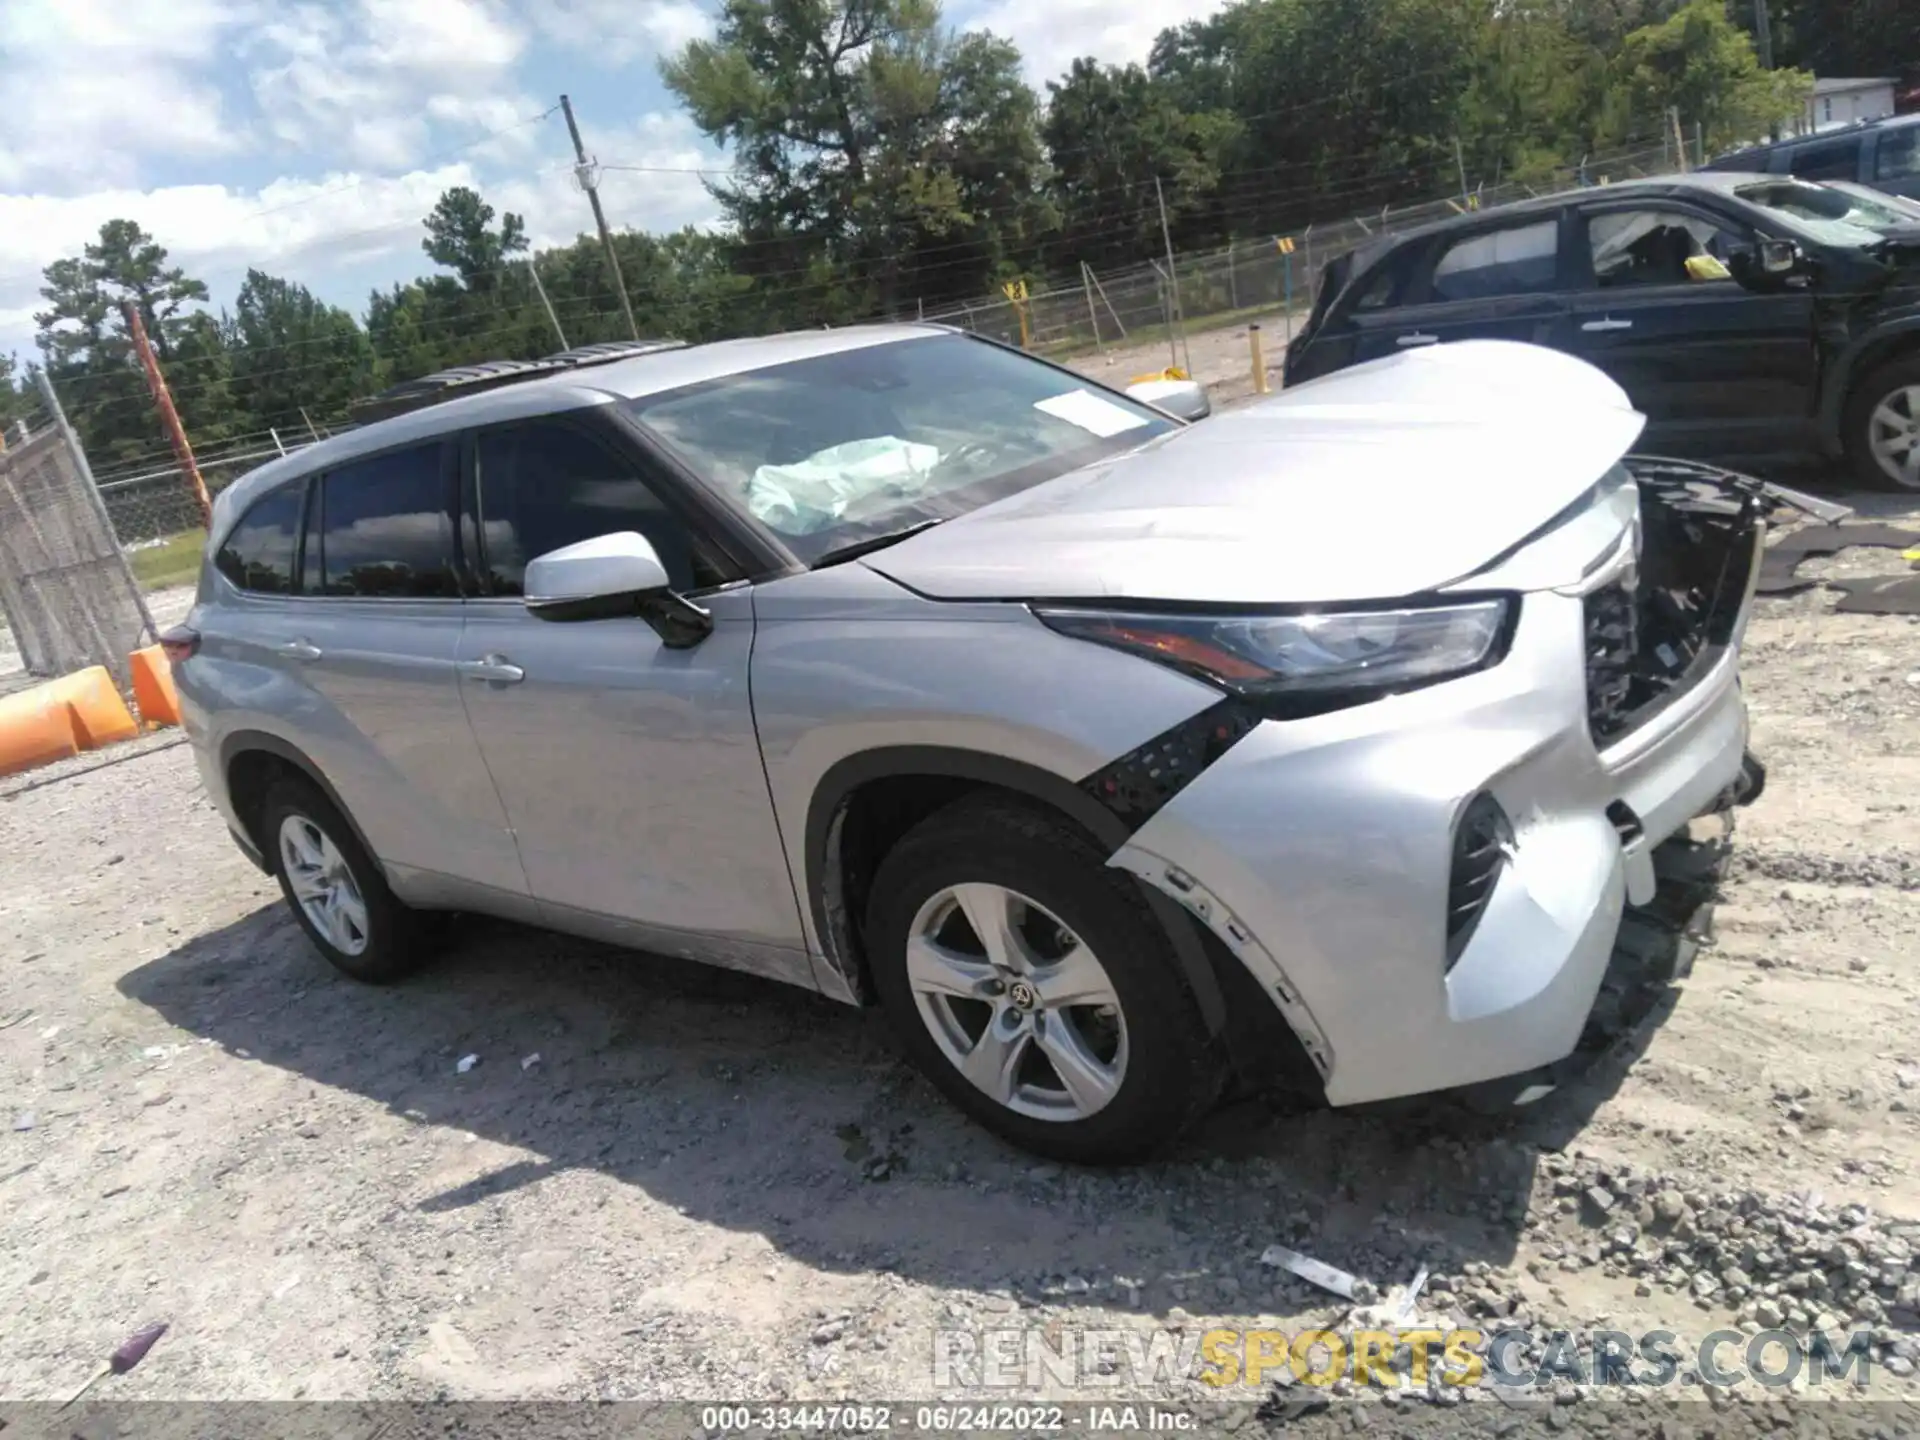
[1034,389,1150,439]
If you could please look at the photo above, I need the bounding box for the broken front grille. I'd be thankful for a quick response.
[1583,468,1764,748]
[1583,584,1640,745]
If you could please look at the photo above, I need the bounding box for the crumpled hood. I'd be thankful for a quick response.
[863,339,1647,606]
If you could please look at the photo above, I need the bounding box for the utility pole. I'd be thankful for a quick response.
[1753,0,1774,69]
[560,94,640,342]
[526,258,570,349]
[1155,177,1189,376]
[1454,136,1471,206]
[121,303,211,532]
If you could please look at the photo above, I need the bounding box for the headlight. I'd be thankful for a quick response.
[1033,598,1513,715]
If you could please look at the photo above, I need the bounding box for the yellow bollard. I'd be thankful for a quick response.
[1250,324,1270,395]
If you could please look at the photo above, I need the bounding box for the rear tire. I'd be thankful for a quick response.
[864,796,1224,1165]
[1843,356,1920,492]
[261,777,434,984]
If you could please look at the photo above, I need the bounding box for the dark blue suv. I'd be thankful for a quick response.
[1283,173,1920,491]
[1704,115,1920,202]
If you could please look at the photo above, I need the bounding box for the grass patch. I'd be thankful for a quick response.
[127,530,206,592]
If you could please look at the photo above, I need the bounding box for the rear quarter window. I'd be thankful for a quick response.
[1428,219,1561,302]
[214,484,304,595]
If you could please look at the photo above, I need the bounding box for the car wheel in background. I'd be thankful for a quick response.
[1845,357,1920,492]
[261,776,434,984]
[864,795,1225,1165]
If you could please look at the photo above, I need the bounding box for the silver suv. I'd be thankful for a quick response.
[170,325,1783,1163]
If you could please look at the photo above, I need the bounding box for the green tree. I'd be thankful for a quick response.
[0,353,27,440]
[1041,59,1239,268]
[229,270,377,430]
[662,0,1048,314]
[33,220,214,463]
[422,186,529,295]
[1612,0,1809,152]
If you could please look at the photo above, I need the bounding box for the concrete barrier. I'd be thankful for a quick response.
[129,645,182,728]
[43,666,140,749]
[0,688,81,778]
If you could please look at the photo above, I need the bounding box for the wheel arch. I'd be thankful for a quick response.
[803,746,1228,1036]
[220,731,380,874]
[1821,318,1920,448]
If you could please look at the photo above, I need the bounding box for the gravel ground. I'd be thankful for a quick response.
[4,419,1920,1428]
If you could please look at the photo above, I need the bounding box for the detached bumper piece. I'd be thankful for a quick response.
[1454,822,1731,1114]
[1583,459,1768,746]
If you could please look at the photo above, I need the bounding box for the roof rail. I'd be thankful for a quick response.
[349,338,688,424]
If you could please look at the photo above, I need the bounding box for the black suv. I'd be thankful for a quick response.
[1703,114,1920,202]
[1284,173,1920,490]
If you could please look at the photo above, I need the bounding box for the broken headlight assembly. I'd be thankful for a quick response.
[1033,597,1515,718]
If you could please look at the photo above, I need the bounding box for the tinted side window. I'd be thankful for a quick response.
[215,484,304,595]
[1788,139,1859,181]
[1349,258,1403,313]
[317,444,457,598]
[475,421,717,595]
[1877,128,1920,181]
[1586,209,1745,288]
[1429,220,1560,302]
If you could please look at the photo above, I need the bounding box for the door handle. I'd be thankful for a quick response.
[276,639,323,662]
[1581,318,1634,333]
[1396,332,1439,347]
[457,654,526,685]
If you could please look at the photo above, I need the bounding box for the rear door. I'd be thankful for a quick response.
[285,440,527,900]
[1562,199,1819,458]
[1344,212,1574,365]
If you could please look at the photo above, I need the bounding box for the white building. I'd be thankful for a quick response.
[1799,77,1898,134]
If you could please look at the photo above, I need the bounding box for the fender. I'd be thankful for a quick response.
[217,730,382,875]
[1817,310,1920,448]
[803,746,1227,1033]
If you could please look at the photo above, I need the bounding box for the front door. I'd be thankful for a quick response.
[1563,202,1820,459]
[1347,213,1574,364]
[452,416,810,976]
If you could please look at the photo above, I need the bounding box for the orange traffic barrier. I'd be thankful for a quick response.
[0,688,81,778]
[44,666,140,750]
[128,645,182,728]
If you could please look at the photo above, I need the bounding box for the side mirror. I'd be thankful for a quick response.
[1729,238,1803,290]
[1125,377,1212,423]
[1758,237,1801,275]
[523,531,712,648]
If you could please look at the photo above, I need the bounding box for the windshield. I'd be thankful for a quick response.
[1735,178,1920,246]
[624,334,1177,564]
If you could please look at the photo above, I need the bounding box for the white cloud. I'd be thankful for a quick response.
[0,110,723,356]
[955,0,1230,82]
[0,0,252,189]
[519,0,713,67]
[243,0,538,171]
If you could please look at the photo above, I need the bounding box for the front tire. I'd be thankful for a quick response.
[864,796,1224,1165]
[1844,357,1920,492]
[261,777,433,984]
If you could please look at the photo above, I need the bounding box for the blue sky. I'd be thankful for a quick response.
[0,0,1228,361]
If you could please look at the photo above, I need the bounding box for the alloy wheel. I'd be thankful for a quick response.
[904,882,1128,1122]
[278,813,371,957]
[1868,384,1920,489]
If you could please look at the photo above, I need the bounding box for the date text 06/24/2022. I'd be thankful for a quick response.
[698,1404,1199,1432]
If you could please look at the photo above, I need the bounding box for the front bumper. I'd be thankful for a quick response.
[1108,542,1759,1108]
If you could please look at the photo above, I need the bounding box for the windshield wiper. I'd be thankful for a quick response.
[811,518,946,569]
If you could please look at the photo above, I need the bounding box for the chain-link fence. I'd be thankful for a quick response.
[923,139,1677,359]
[0,394,155,693]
